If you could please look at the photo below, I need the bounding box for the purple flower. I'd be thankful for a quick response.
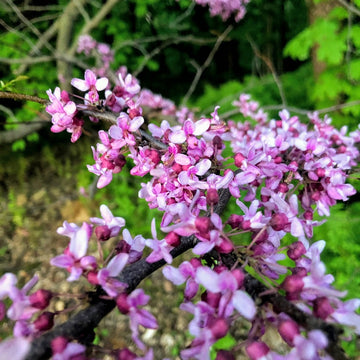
[0,336,31,360]
[90,204,126,237]
[145,219,173,264]
[97,253,129,297]
[50,222,96,281]
[71,69,108,93]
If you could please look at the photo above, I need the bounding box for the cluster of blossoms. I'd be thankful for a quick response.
[8,55,360,359]
[193,0,250,22]
[3,3,360,357]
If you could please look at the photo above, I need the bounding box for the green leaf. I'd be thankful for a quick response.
[348,59,360,80]
[284,27,313,61]
[12,139,26,152]
[351,25,360,48]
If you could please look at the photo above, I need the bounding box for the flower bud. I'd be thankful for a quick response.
[195,217,212,234]
[287,241,306,260]
[117,348,136,360]
[95,225,111,241]
[213,136,223,149]
[227,214,243,229]
[282,275,304,294]
[278,320,300,346]
[115,240,131,254]
[116,293,130,314]
[165,232,181,247]
[234,153,246,167]
[114,154,126,168]
[29,289,53,310]
[303,210,313,220]
[51,336,68,354]
[215,237,234,254]
[313,297,334,319]
[0,301,6,321]
[215,350,235,360]
[231,268,245,288]
[270,213,289,231]
[34,311,55,331]
[207,188,219,205]
[189,257,202,269]
[246,341,270,360]
[291,267,307,277]
[209,318,228,340]
[87,271,99,285]
[201,291,221,308]
[277,183,289,193]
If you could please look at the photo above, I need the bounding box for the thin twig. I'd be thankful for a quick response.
[337,0,360,17]
[181,25,233,106]
[247,35,287,106]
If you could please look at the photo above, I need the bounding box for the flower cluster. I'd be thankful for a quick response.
[5,28,360,359]
[193,0,251,22]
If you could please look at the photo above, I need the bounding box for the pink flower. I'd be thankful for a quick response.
[50,222,96,281]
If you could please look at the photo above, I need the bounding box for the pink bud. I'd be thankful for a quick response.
[246,341,270,360]
[115,240,131,254]
[316,168,325,177]
[287,241,306,260]
[241,219,251,230]
[278,320,300,346]
[128,108,141,119]
[29,289,53,310]
[303,210,313,220]
[51,336,68,354]
[313,297,334,319]
[274,156,282,164]
[165,232,181,247]
[282,275,304,294]
[189,258,202,269]
[215,237,234,254]
[215,350,235,360]
[277,183,289,193]
[34,311,55,331]
[227,214,243,229]
[87,271,99,285]
[0,301,6,321]
[212,136,223,149]
[95,225,111,241]
[116,293,130,314]
[270,213,289,231]
[114,154,126,168]
[231,269,245,288]
[234,153,246,167]
[113,85,124,97]
[291,267,307,277]
[210,318,228,340]
[195,217,212,234]
[207,188,219,205]
[60,90,70,103]
[201,291,221,308]
[106,93,116,107]
[117,348,136,360]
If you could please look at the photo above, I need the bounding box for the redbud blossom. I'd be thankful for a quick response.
[95,225,112,241]
[278,320,300,345]
[165,232,181,247]
[246,341,270,360]
[282,275,304,297]
[117,348,136,360]
[34,311,55,331]
[227,214,243,229]
[209,318,228,339]
[287,241,306,260]
[29,289,53,310]
[51,336,68,354]
[234,152,246,167]
[215,350,235,360]
[116,293,130,314]
[270,213,289,231]
[206,188,219,205]
[195,216,212,234]
[313,297,334,319]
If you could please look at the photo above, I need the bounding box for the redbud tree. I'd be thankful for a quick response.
[0,1,360,360]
